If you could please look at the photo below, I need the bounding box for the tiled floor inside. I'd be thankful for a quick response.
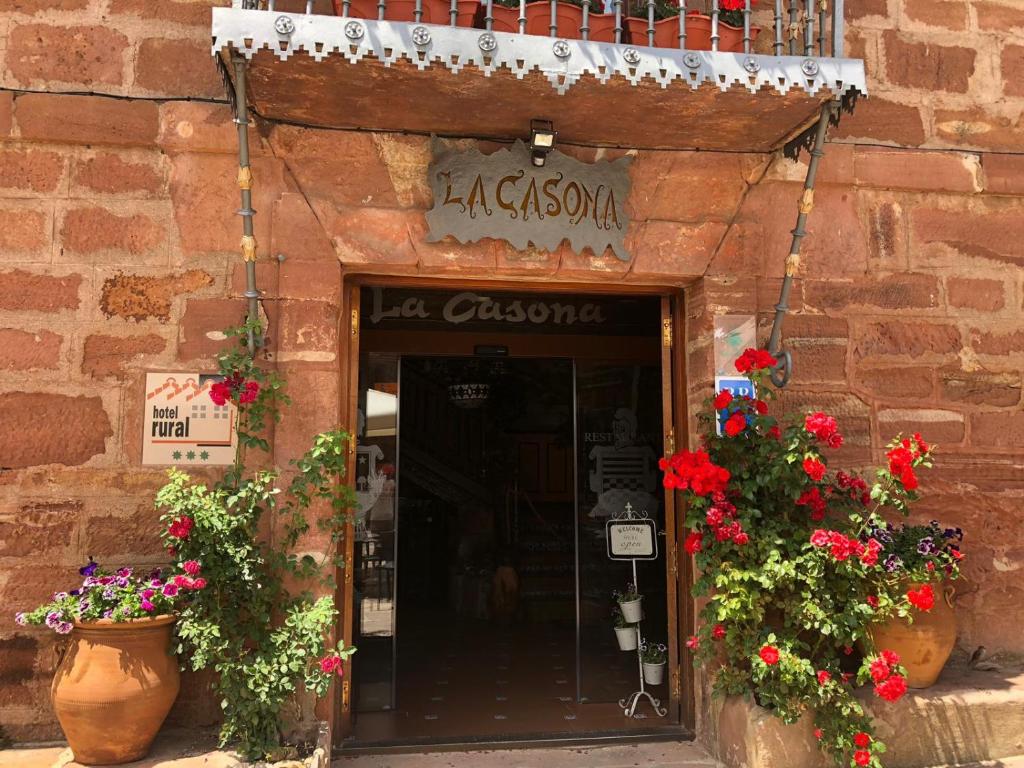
[351,613,678,744]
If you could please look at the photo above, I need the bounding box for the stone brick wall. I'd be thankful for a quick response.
[1,0,1022,745]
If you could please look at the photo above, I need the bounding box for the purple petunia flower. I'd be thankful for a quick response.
[56,622,73,635]
[141,589,155,600]
[917,537,936,555]
[883,554,903,573]
[116,567,133,578]
[150,578,163,588]
[148,567,162,580]
[78,599,91,614]
[102,609,113,619]
[102,587,116,601]
[45,611,61,629]
[141,600,155,613]
[14,612,27,626]
[83,576,99,587]
[161,584,179,598]
[99,576,114,586]
[79,559,99,577]
[115,577,129,588]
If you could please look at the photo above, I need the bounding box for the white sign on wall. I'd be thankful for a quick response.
[142,373,237,466]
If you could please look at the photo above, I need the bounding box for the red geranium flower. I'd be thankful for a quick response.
[810,529,830,547]
[686,635,699,650]
[182,560,201,576]
[866,595,879,608]
[816,670,831,685]
[869,658,890,683]
[813,728,823,740]
[735,348,778,374]
[907,584,935,612]
[714,390,733,410]
[881,649,900,667]
[854,732,871,748]
[803,457,826,482]
[754,399,768,415]
[168,516,193,539]
[875,673,907,702]
[759,645,780,665]
[661,449,731,496]
[854,749,872,766]
[684,531,703,555]
[732,530,750,546]
[712,624,726,640]
[319,654,344,676]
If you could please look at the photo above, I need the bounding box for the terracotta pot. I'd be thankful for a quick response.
[869,583,956,688]
[524,1,585,38]
[623,15,679,48]
[334,0,478,27]
[52,615,180,765]
[681,13,760,52]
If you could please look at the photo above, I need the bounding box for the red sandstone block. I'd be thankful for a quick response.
[787,343,848,384]
[832,96,927,147]
[134,38,224,99]
[879,408,965,444]
[860,194,908,268]
[970,411,1024,449]
[0,270,80,312]
[1002,45,1024,98]
[71,151,168,198]
[99,269,212,323]
[59,205,167,264]
[939,369,1021,407]
[982,154,1024,195]
[853,320,961,359]
[82,507,165,559]
[853,146,978,193]
[804,274,940,311]
[934,108,1024,152]
[178,298,248,360]
[108,0,225,28]
[16,93,159,147]
[903,0,968,29]
[158,101,265,155]
[882,31,976,93]
[968,327,1024,356]
[6,24,128,88]
[846,0,888,19]
[975,1,1024,30]
[629,151,749,223]
[912,205,1024,269]
[82,333,167,379]
[946,277,1005,311]
[0,147,66,196]
[626,220,725,282]
[853,365,935,399]
[0,328,62,371]
[0,500,80,557]
[0,92,13,139]
[0,393,111,468]
[6,0,88,11]
[277,301,340,362]
[328,207,420,266]
[270,193,337,263]
[0,203,52,261]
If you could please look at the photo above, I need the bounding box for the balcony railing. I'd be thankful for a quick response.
[213,0,865,151]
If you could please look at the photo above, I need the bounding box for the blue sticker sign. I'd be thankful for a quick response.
[714,376,756,435]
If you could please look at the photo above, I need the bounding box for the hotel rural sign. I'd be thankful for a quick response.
[426,140,631,261]
[142,373,237,466]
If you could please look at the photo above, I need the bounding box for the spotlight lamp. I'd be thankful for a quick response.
[529,119,557,167]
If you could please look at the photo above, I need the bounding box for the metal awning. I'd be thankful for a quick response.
[212,4,866,151]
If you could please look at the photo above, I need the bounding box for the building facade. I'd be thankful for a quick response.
[0,0,1022,754]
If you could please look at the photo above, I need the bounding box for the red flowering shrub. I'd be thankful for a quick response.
[666,348,959,768]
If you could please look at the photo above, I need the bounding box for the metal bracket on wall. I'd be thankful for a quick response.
[766,99,837,388]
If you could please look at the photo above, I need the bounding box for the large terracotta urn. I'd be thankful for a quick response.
[869,583,956,689]
[52,615,180,765]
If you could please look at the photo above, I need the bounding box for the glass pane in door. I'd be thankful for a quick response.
[575,362,667,704]
[353,351,399,713]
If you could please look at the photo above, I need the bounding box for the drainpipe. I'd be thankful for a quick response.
[766,100,836,388]
[232,54,261,356]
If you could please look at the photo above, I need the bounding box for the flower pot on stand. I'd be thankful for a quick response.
[52,615,179,765]
[615,625,638,651]
[586,12,620,42]
[618,596,643,623]
[642,661,666,685]
[679,13,759,52]
[869,583,956,688]
[525,1,584,38]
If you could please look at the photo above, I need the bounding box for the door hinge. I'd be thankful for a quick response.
[671,667,682,700]
[342,679,351,711]
[662,317,673,347]
[666,427,675,455]
[350,307,359,337]
[669,547,679,581]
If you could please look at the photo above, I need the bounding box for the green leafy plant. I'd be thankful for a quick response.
[156,322,357,760]
[664,348,962,768]
[613,583,641,603]
[612,607,636,629]
[640,642,667,664]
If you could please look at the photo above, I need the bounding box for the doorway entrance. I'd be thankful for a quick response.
[345,286,686,746]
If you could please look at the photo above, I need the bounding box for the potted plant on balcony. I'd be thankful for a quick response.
[864,515,963,688]
[664,347,954,767]
[614,583,643,623]
[623,0,681,49]
[14,560,186,765]
[682,0,760,52]
[613,606,639,651]
[332,0,478,29]
[641,642,668,684]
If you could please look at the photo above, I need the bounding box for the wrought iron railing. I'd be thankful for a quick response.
[242,0,846,57]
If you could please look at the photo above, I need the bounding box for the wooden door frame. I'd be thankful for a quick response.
[336,273,695,744]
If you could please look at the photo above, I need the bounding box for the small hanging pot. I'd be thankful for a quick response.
[618,596,643,623]
[642,661,666,685]
[614,625,638,651]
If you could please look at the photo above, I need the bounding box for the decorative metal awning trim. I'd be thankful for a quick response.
[212,8,867,97]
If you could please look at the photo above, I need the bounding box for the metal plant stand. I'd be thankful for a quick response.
[610,505,667,719]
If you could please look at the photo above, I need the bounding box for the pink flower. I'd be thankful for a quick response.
[686,635,699,650]
[319,655,344,676]
[182,560,201,576]
[732,530,750,546]
[712,624,726,641]
[192,577,207,590]
[161,584,179,597]
[141,589,155,600]
[141,599,155,612]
